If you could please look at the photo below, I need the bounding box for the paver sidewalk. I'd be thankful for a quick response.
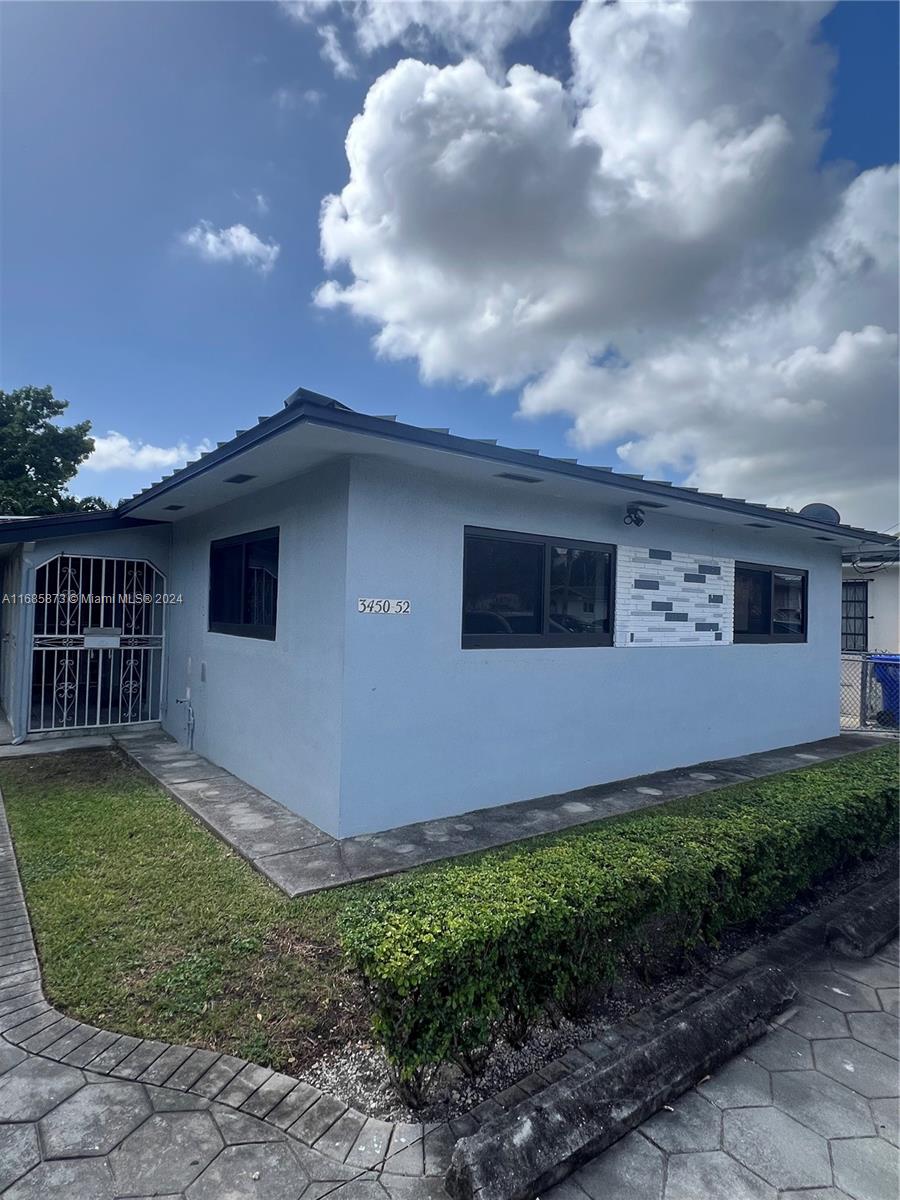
[547,939,900,1200]
[114,728,887,897]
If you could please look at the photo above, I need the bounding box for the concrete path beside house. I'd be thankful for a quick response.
[111,727,886,897]
[546,939,900,1200]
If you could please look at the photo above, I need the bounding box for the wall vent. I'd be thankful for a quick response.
[224,473,256,484]
[494,472,542,484]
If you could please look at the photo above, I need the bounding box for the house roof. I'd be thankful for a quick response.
[2,386,896,550]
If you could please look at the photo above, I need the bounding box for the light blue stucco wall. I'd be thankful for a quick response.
[335,458,841,837]
[162,460,349,834]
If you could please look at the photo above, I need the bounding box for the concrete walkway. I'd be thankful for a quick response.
[547,939,899,1200]
[113,729,886,897]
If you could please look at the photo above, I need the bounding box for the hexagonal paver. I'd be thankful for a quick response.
[813,1038,900,1098]
[571,1131,664,1200]
[39,1079,152,1157]
[797,971,880,1013]
[831,1134,899,1200]
[871,1096,899,1146]
[0,1057,83,1121]
[0,1041,27,1076]
[772,1069,875,1138]
[830,955,900,989]
[642,1090,721,1152]
[664,1150,775,1200]
[724,1107,831,1190]
[696,1056,772,1109]
[187,1141,309,1200]
[0,1123,40,1191]
[784,998,850,1040]
[211,1105,285,1144]
[3,1157,116,1199]
[848,1011,899,1059]
[879,988,899,1016]
[109,1110,223,1194]
[746,1028,813,1072]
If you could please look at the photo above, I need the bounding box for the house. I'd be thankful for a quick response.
[841,547,900,654]
[0,387,895,838]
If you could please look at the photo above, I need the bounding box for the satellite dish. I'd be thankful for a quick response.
[799,502,841,525]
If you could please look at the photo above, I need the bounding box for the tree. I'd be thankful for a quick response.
[0,385,110,515]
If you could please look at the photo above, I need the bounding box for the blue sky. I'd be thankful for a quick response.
[1,1,897,524]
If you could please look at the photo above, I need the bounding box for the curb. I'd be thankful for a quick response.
[446,965,796,1200]
[826,874,900,959]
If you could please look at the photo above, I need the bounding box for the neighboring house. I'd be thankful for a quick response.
[841,549,900,653]
[0,388,896,838]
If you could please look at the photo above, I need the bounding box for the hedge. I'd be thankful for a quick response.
[341,746,898,1098]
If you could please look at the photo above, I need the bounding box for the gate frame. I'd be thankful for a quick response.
[25,552,167,736]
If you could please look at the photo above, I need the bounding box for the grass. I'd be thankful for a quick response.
[0,748,369,1073]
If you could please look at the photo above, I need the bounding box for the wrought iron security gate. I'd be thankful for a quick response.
[29,555,165,732]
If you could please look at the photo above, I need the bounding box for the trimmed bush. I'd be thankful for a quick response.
[341,747,898,1095]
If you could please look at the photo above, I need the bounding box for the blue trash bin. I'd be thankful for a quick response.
[868,654,900,726]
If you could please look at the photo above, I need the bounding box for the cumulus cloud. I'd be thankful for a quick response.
[315,0,899,528]
[280,0,550,76]
[82,433,214,473]
[180,221,280,274]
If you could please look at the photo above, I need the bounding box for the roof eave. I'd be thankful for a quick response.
[117,400,897,547]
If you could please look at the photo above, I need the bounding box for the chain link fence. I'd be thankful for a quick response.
[841,652,900,731]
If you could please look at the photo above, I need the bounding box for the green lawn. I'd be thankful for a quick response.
[1,748,368,1073]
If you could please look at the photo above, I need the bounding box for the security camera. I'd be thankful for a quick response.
[624,504,645,527]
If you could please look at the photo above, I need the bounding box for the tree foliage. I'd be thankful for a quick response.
[0,385,110,515]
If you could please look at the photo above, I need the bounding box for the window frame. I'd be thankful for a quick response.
[841,578,869,652]
[733,560,808,644]
[208,526,279,641]
[461,525,616,649]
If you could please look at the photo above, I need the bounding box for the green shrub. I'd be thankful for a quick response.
[341,747,898,1097]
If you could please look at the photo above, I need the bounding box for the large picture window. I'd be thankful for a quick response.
[462,527,614,648]
[734,561,807,643]
[209,527,279,640]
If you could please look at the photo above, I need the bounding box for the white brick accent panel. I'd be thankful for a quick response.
[614,546,734,647]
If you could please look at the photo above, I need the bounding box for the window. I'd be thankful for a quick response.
[841,579,868,651]
[209,527,279,639]
[462,527,614,648]
[734,561,807,643]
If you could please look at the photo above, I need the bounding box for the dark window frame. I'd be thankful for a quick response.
[208,526,279,641]
[462,525,616,649]
[841,578,869,652]
[733,560,807,644]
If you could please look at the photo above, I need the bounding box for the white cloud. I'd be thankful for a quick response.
[273,85,323,110]
[318,23,356,79]
[180,221,280,274]
[314,1,899,528]
[280,1,551,77]
[254,191,269,215]
[82,432,214,473]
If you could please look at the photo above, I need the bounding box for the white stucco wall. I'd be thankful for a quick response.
[162,460,349,834]
[842,563,900,653]
[335,458,841,837]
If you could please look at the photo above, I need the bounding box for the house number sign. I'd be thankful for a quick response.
[357,598,411,615]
